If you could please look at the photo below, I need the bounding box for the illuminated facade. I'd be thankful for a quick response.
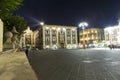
[79,28,104,46]
[20,27,34,48]
[34,25,78,49]
[104,25,120,45]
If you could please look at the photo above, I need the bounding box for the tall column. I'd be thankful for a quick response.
[65,28,67,47]
[43,26,45,49]
[56,28,59,47]
[75,28,78,45]
[71,29,73,45]
[50,28,52,47]
[0,19,3,52]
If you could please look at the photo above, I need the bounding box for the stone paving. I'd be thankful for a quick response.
[28,49,120,80]
[0,51,38,80]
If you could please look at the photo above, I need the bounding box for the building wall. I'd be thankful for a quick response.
[35,25,78,49]
[79,28,104,46]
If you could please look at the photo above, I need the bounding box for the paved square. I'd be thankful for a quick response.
[28,49,120,80]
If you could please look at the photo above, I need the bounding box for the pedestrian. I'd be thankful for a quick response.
[25,44,31,57]
[109,45,112,49]
[112,44,115,49]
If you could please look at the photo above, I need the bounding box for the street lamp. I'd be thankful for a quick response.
[78,22,88,49]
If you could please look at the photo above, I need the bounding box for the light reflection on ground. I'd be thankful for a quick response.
[82,60,93,63]
[110,61,120,66]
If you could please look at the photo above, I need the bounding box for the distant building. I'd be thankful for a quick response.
[104,25,120,45]
[79,28,104,47]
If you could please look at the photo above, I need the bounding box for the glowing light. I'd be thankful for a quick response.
[72,28,75,31]
[63,28,66,31]
[40,22,44,25]
[46,45,50,48]
[52,27,56,30]
[95,31,97,33]
[57,28,61,31]
[46,27,49,29]
[79,22,88,29]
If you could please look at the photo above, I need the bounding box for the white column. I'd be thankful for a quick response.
[65,28,67,47]
[50,28,52,47]
[43,26,45,49]
[57,28,59,47]
[0,19,3,52]
[71,29,73,45]
[75,28,78,45]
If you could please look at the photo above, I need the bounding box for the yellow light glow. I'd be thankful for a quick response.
[57,28,61,31]
[95,31,97,33]
[52,27,56,30]
[46,27,49,29]
[72,28,75,31]
[63,28,66,31]
[80,38,83,40]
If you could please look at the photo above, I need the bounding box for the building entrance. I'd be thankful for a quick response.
[60,43,64,48]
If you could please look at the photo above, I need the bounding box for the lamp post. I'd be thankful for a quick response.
[79,22,88,49]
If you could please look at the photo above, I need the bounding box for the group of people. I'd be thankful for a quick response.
[109,44,115,49]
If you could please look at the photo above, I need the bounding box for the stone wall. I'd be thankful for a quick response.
[0,19,3,52]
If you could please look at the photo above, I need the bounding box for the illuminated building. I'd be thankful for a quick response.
[20,27,34,48]
[79,28,104,47]
[104,25,120,45]
[34,24,78,49]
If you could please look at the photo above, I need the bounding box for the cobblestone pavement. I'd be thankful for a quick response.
[28,49,120,80]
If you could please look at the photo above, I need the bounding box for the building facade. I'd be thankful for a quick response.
[35,25,78,49]
[104,25,120,45]
[20,27,34,48]
[79,28,104,47]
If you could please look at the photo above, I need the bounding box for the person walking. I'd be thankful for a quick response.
[25,44,31,57]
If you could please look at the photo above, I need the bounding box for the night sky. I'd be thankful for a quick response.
[16,0,120,28]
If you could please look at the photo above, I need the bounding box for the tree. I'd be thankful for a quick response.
[0,0,28,42]
[0,0,23,19]
[0,0,26,34]
[3,15,27,34]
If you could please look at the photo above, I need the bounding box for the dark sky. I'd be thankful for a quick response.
[16,0,120,28]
